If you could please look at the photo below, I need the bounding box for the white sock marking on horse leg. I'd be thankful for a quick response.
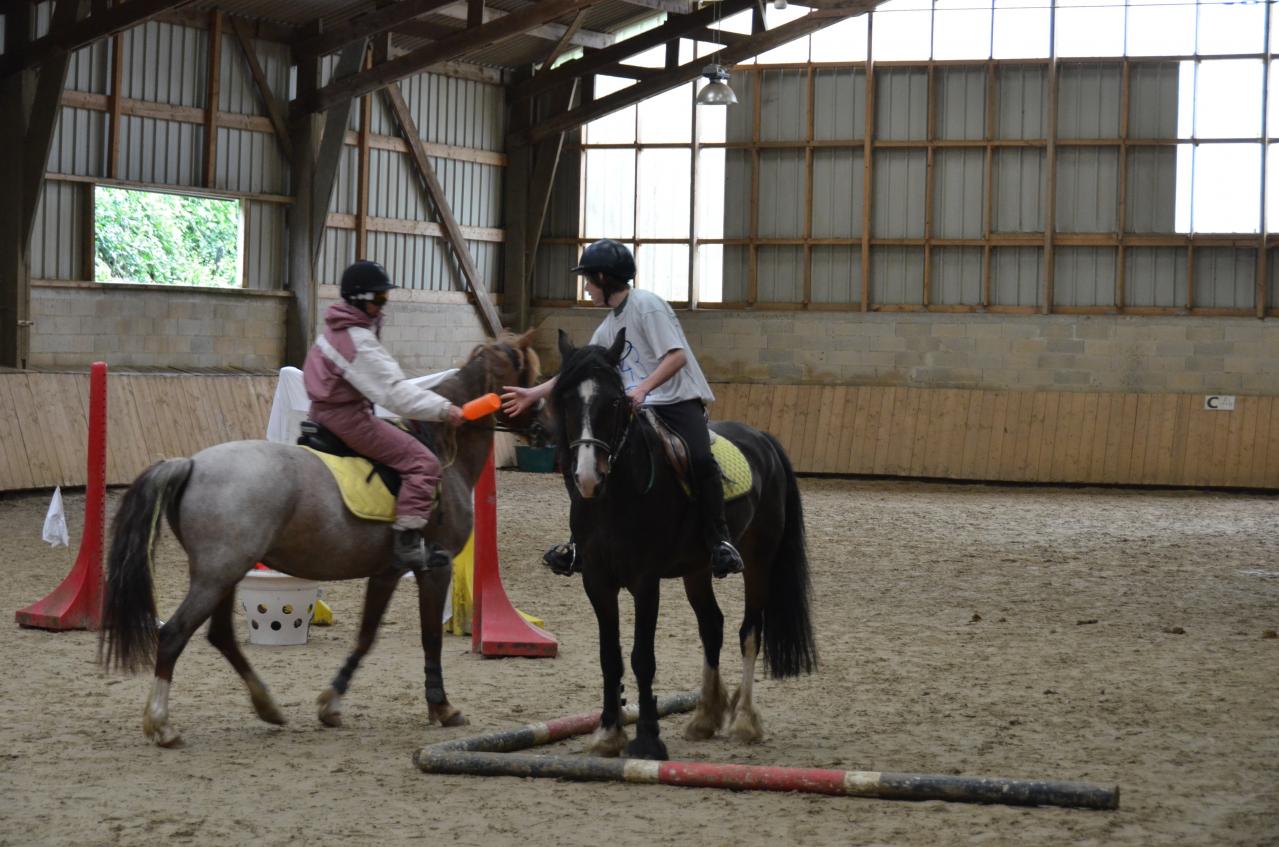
[143,678,180,746]
[731,631,764,743]
[685,660,726,740]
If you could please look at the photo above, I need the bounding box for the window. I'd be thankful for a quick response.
[94,186,243,287]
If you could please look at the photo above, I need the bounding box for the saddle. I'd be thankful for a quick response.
[298,420,402,495]
[639,409,753,502]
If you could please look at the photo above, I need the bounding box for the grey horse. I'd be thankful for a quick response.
[99,331,539,747]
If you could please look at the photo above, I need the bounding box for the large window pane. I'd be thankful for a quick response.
[1187,144,1262,233]
[697,148,726,239]
[1195,60,1264,139]
[639,82,692,143]
[584,76,636,144]
[992,0,1049,60]
[95,186,243,287]
[810,15,867,62]
[1126,0,1194,57]
[756,5,811,65]
[932,0,991,61]
[582,149,635,238]
[1055,0,1124,58]
[871,0,931,61]
[697,244,724,303]
[637,149,691,238]
[1197,0,1265,55]
[636,243,690,301]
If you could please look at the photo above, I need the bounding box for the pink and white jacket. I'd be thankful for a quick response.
[303,302,453,421]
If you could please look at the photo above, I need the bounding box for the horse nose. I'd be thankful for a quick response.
[576,468,598,499]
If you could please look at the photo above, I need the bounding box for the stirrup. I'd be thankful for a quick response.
[424,543,452,571]
[393,529,427,571]
[710,540,744,579]
[542,542,577,577]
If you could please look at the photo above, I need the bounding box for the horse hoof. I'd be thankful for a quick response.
[587,726,627,758]
[317,689,343,728]
[683,714,719,741]
[623,736,669,761]
[439,711,468,728]
[730,712,764,744]
[146,722,183,748]
[430,703,467,727]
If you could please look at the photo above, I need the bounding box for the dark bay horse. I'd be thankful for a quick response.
[99,331,540,747]
[550,329,816,760]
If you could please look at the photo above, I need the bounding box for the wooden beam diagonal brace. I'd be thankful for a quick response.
[295,0,457,58]
[228,15,294,161]
[510,0,755,103]
[523,6,871,145]
[2,0,199,78]
[424,2,611,49]
[380,82,502,336]
[298,0,603,114]
[309,40,369,254]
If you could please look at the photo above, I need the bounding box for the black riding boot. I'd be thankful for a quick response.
[424,543,453,571]
[695,460,744,578]
[543,539,578,576]
[393,529,427,571]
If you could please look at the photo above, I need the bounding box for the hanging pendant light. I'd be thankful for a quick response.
[695,63,737,106]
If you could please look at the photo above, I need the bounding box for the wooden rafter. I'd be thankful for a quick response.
[2,0,199,78]
[523,5,872,145]
[380,80,503,336]
[423,3,610,48]
[227,14,293,160]
[294,0,457,58]
[510,0,755,103]
[310,40,369,254]
[536,8,586,72]
[297,0,602,114]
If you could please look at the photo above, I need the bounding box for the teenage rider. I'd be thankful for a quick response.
[500,239,745,579]
[304,260,465,571]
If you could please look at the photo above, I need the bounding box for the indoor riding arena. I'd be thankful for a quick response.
[1,1,1276,846]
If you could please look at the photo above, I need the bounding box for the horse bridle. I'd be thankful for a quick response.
[568,397,636,480]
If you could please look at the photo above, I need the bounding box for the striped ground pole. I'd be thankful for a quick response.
[413,690,1118,810]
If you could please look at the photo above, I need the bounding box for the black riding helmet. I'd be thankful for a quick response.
[340,260,396,305]
[570,239,635,294]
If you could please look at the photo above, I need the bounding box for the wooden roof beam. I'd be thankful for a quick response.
[296,0,604,114]
[522,3,873,144]
[424,2,611,49]
[509,0,754,102]
[2,0,198,78]
[294,0,456,58]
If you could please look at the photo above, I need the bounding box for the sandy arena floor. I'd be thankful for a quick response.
[1,471,1276,846]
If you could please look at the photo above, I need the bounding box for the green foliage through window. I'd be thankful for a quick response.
[94,186,243,287]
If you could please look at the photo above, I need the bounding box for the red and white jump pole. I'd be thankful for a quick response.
[16,361,108,631]
[470,446,557,658]
[414,689,1119,810]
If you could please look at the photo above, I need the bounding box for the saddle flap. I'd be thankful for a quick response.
[640,408,691,481]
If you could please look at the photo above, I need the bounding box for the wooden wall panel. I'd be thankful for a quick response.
[1,374,1275,491]
[0,373,275,491]
[702,382,1278,490]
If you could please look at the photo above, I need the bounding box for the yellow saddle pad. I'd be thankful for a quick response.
[302,446,396,522]
[711,435,753,502]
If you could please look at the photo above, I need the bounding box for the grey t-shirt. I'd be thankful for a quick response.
[589,287,715,406]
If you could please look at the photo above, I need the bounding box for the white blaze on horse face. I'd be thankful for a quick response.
[575,380,602,498]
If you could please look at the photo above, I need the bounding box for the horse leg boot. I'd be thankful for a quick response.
[624,583,669,760]
[318,571,400,727]
[206,591,285,726]
[694,460,744,579]
[414,563,467,726]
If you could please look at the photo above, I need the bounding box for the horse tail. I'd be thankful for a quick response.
[760,432,817,679]
[99,458,194,674]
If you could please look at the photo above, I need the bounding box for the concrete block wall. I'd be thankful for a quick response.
[531,308,1279,396]
[30,283,288,371]
[316,286,492,377]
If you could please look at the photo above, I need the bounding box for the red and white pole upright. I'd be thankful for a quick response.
[16,361,108,631]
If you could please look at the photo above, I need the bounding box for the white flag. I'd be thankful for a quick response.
[42,487,70,547]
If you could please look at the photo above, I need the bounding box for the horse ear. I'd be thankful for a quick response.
[606,328,626,365]
[557,329,575,362]
[513,328,536,349]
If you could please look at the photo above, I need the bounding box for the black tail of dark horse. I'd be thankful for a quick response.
[98,458,194,674]
[761,432,817,678]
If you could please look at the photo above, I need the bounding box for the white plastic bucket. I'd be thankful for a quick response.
[238,569,320,646]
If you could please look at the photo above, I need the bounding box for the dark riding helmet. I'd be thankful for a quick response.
[340,260,396,304]
[570,239,636,283]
